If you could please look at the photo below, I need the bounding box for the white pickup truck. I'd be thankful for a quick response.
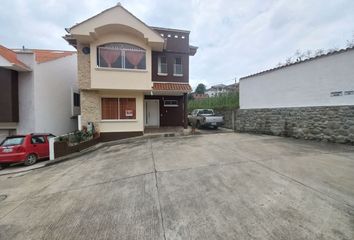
[188,109,224,129]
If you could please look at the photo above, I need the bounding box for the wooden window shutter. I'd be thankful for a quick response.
[101,98,118,119]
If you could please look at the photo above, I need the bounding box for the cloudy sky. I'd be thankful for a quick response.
[1,0,354,88]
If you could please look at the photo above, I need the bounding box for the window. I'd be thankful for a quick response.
[97,43,146,70]
[31,136,45,144]
[1,137,25,146]
[73,92,80,107]
[330,91,343,97]
[174,57,183,76]
[158,56,167,75]
[164,100,178,107]
[101,98,136,120]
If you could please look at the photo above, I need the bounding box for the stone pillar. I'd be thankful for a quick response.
[183,93,188,129]
[80,90,101,132]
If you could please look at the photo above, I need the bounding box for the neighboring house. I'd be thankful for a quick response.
[64,3,197,141]
[205,83,238,97]
[225,82,239,92]
[191,93,209,100]
[205,84,227,97]
[0,45,79,142]
[239,47,354,109]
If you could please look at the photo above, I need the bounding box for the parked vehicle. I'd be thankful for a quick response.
[0,133,55,167]
[188,109,224,129]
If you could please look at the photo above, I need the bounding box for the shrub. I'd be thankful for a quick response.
[188,92,239,111]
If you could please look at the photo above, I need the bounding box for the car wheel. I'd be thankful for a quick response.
[24,154,37,166]
[213,126,218,130]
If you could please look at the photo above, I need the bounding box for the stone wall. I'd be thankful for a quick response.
[80,90,101,132]
[77,42,91,89]
[215,109,235,130]
[235,106,354,144]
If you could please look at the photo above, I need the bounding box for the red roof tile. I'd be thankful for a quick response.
[33,50,75,63]
[153,82,192,92]
[0,45,30,70]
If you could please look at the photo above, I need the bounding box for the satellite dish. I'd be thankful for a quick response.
[82,47,90,54]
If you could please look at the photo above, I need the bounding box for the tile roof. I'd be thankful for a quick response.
[33,49,75,63]
[153,82,192,92]
[0,45,30,70]
[240,46,354,80]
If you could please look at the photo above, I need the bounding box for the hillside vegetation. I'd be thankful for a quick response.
[188,92,239,111]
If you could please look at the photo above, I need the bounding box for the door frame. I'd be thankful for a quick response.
[144,99,160,127]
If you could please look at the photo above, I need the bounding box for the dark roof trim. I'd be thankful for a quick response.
[189,45,198,56]
[240,46,354,80]
[150,26,190,34]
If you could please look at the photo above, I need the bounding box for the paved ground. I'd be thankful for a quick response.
[0,133,353,240]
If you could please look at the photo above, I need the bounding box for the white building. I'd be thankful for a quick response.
[205,84,227,97]
[0,46,79,141]
[240,47,354,109]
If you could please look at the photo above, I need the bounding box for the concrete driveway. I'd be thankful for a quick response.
[0,133,353,240]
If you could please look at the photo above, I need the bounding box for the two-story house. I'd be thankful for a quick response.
[0,45,79,142]
[64,3,197,141]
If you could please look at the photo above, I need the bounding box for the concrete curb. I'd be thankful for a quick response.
[0,129,234,176]
[0,163,48,176]
[45,131,190,167]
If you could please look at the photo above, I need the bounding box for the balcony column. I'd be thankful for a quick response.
[183,93,188,129]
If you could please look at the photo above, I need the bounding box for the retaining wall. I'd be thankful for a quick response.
[216,106,354,144]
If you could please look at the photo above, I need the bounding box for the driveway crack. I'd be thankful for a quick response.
[149,139,167,240]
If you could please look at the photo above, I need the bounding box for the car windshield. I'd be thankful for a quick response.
[1,137,25,146]
[199,109,213,115]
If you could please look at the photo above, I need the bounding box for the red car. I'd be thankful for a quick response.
[0,133,55,167]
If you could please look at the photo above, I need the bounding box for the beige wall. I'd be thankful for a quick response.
[70,5,164,48]
[90,33,152,90]
[80,90,144,133]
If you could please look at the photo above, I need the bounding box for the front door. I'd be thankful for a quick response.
[144,100,159,127]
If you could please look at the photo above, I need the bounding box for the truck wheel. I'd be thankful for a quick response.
[24,154,37,166]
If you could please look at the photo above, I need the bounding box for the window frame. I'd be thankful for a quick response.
[73,92,80,107]
[157,55,168,76]
[164,100,179,107]
[31,136,46,144]
[97,43,146,70]
[173,57,183,77]
[101,97,137,120]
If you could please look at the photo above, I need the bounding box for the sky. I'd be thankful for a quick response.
[1,0,354,89]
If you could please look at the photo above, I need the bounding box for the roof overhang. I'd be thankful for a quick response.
[0,55,31,72]
[148,82,192,95]
[189,45,198,56]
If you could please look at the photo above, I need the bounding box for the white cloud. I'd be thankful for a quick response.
[1,0,354,88]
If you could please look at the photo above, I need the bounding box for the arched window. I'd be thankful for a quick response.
[97,43,146,70]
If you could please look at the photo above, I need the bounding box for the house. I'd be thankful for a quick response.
[191,93,209,100]
[205,84,227,97]
[239,47,354,109]
[205,83,238,97]
[64,3,197,142]
[0,45,79,142]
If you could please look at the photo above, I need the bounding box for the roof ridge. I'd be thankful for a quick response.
[240,46,354,80]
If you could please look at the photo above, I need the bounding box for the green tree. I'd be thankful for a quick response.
[195,83,206,94]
